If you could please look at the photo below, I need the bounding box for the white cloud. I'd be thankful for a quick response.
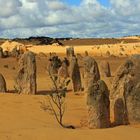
[110,0,140,16]
[0,0,22,17]
[0,0,140,38]
[47,1,67,11]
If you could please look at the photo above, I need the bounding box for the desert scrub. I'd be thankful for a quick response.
[41,68,75,129]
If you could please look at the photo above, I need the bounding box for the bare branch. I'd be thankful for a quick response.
[40,58,71,128]
[47,96,60,124]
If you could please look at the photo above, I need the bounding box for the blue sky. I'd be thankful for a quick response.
[0,0,140,38]
[62,0,81,6]
[63,0,110,7]
[98,0,110,7]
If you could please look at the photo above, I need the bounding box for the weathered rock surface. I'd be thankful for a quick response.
[87,80,110,128]
[15,51,37,94]
[3,51,9,58]
[111,56,140,124]
[58,62,69,79]
[0,47,4,58]
[99,61,111,77]
[85,51,89,56]
[48,56,62,76]
[114,98,128,125]
[70,56,82,92]
[10,47,20,58]
[66,46,74,57]
[0,74,7,93]
[83,56,100,92]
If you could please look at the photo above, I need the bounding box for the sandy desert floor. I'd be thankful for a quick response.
[0,93,140,140]
[0,42,140,140]
[28,42,140,57]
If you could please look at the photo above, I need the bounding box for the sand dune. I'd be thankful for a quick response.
[28,42,140,57]
[1,39,140,57]
[0,94,140,140]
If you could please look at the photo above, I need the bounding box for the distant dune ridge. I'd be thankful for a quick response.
[1,36,140,46]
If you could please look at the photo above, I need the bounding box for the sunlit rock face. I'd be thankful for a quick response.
[111,55,140,124]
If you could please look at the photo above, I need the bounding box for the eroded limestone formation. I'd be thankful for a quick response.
[99,61,111,77]
[111,56,140,124]
[83,56,100,92]
[70,56,82,92]
[87,80,110,128]
[66,46,75,57]
[0,73,7,93]
[0,47,4,58]
[15,51,37,94]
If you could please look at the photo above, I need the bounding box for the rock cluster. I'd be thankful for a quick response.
[83,56,111,128]
[111,56,140,124]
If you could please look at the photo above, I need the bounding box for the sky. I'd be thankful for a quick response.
[0,0,140,38]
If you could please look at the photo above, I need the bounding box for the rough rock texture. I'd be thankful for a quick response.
[111,56,140,124]
[76,53,83,60]
[85,51,89,56]
[99,61,111,77]
[83,56,100,92]
[10,47,20,58]
[0,74,7,93]
[70,56,82,92]
[114,98,128,125]
[15,51,37,94]
[3,51,9,58]
[66,47,75,57]
[58,62,69,79]
[87,80,110,128]
[0,47,4,58]
[48,56,61,76]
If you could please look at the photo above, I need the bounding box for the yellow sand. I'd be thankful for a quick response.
[0,93,139,140]
[28,42,140,56]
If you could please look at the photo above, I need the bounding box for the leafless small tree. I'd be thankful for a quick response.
[40,68,75,128]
